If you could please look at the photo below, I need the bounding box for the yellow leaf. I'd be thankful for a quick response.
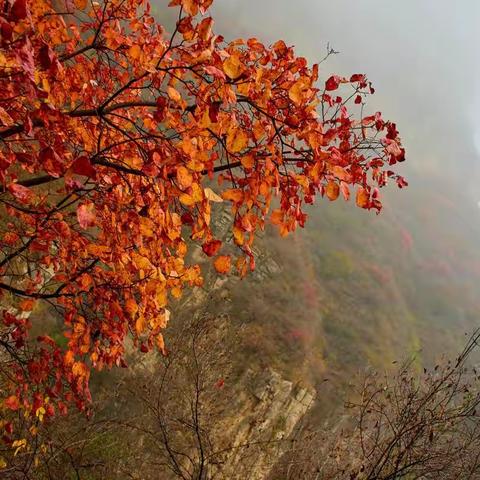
[204,187,223,203]
[0,457,7,469]
[167,86,182,103]
[176,165,193,189]
[288,78,310,106]
[36,406,46,422]
[227,127,248,153]
[330,165,352,182]
[179,193,195,206]
[233,226,244,245]
[223,54,244,79]
[12,439,27,457]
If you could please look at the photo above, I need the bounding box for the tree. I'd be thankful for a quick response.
[272,330,480,480]
[0,0,405,451]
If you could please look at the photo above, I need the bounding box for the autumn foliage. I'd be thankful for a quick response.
[0,0,405,446]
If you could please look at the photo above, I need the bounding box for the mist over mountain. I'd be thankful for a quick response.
[3,1,480,477]
[214,1,480,189]
[205,0,480,368]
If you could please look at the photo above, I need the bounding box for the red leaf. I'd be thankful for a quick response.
[77,203,96,229]
[325,75,340,91]
[1,20,13,41]
[181,212,194,225]
[71,156,96,178]
[340,182,350,201]
[10,0,28,21]
[4,395,20,411]
[202,239,222,257]
[38,42,55,70]
[7,183,33,203]
[350,73,365,83]
[204,65,226,80]
[209,102,220,123]
[39,147,62,178]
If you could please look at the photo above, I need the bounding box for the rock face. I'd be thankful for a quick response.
[169,208,311,479]
[211,368,315,480]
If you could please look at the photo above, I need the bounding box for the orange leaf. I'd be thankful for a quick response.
[233,226,244,245]
[330,165,352,182]
[197,17,213,41]
[240,154,255,169]
[19,299,35,311]
[129,44,142,60]
[135,315,145,335]
[125,297,138,318]
[222,189,244,203]
[74,0,87,9]
[64,350,75,366]
[325,181,339,201]
[223,54,245,79]
[214,255,231,274]
[167,86,182,103]
[4,395,20,411]
[340,182,350,201]
[72,361,88,378]
[356,187,370,208]
[156,333,166,355]
[271,209,283,225]
[289,78,310,105]
[176,165,193,189]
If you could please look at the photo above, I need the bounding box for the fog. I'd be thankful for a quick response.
[213,1,480,199]
[202,1,480,356]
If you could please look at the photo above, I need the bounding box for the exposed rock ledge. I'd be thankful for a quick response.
[211,367,315,480]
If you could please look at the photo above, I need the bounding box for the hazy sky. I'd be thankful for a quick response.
[212,1,480,197]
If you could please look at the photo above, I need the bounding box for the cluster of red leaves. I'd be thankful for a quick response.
[0,0,405,437]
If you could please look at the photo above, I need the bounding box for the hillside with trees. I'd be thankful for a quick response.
[1,0,480,478]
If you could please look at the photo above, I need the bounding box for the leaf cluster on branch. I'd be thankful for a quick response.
[0,0,405,452]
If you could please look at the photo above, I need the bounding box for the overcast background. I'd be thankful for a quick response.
[211,1,480,202]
